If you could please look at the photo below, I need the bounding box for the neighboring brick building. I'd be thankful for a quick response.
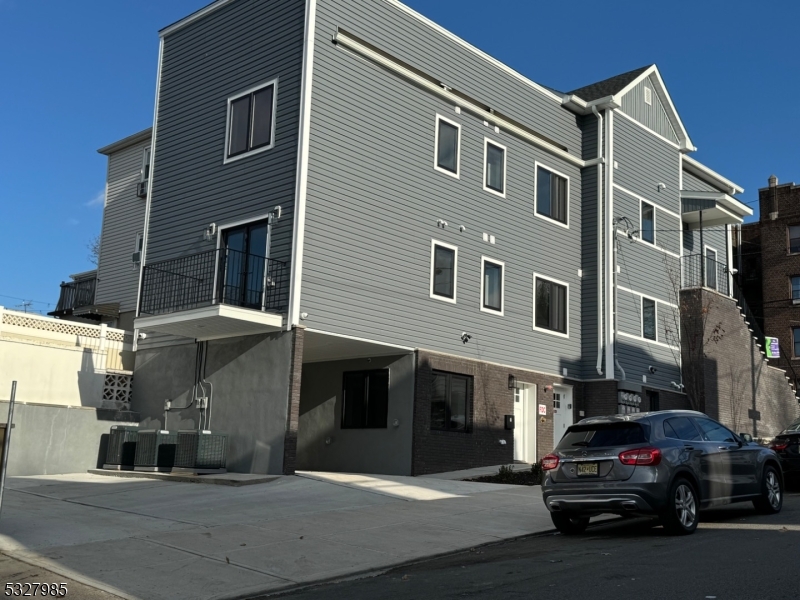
[738,175,800,391]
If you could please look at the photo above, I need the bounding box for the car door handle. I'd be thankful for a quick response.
[684,446,694,451]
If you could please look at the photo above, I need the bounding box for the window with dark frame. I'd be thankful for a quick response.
[641,202,655,244]
[790,225,800,254]
[663,416,701,441]
[341,370,389,429]
[642,297,656,341]
[485,141,505,194]
[227,83,276,159]
[141,147,151,182]
[535,277,567,334]
[794,328,800,358]
[430,370,472,432]
[536,165,568,224]
[436,118,459,174]
[792,276,800,301]
[432,244,456,300]
[482,260,503,312]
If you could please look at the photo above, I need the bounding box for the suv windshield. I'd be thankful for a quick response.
[786,418,800,432]
[557,422,647,449]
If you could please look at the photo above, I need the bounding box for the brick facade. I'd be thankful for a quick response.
[681,288,799,439]
[411,350,583,475]
[739,177,800,389]
[282,325,305,475]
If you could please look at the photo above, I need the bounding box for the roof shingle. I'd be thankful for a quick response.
[567,66,652,102]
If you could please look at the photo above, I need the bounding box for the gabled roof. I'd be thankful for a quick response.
[567,66,651,102]
[97,128,152,156]
[562,65,694,152]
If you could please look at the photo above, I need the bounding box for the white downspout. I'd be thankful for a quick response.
[604,110,615,380]
[592,106,604,376]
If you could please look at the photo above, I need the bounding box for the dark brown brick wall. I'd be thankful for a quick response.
[282,325,304,475]
[411,350,583,475]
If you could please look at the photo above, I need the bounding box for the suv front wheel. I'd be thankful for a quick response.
[753,465,783,514]
[660,477,699,535]
[551,512,590,535]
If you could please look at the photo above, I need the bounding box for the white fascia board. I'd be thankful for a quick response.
[159,0,235,37]
[679,190,753,218]
[682,155,745,195]
[561,94,621,115]
[335,31,584,168]
[385,0,563,105]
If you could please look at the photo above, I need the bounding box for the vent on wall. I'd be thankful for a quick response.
[644,87,652,106]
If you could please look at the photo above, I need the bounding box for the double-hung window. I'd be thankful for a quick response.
[434,115,460,177]
[792,276,800,302]
[642,297,657,341]
[790,226,800,254]
[484,139,506,197]
[341,370,389,429]
[430,370,472,432]
[481,257,504,315]
[794,328,800,358]
[430,241,457,302]
[225,79,278,162]
[641,202,655,244]
[535,164,568,226]
[534,275,568,335]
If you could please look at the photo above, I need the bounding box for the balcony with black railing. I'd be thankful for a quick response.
[136,249,288,339]
[49,274,97,318]
[681,253,730,297]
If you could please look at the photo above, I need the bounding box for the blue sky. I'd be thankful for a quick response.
[1,0,797,314]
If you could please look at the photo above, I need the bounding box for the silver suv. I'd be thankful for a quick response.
[541,410,783,535]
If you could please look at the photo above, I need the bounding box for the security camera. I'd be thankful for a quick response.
[460,332,472,344]
[137,332,147,340]
[648,366,657,374]
[670,381,685,390]
[729,268,739,275]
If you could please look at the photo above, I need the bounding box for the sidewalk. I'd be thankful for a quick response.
[0,469,557,600]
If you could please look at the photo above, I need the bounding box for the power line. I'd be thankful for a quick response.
[0,294,52,307]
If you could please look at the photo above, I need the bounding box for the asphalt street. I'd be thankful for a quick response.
[272,491,800,600]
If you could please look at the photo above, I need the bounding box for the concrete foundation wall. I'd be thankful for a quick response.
[0,401,137,476]
[296,354,415,475]
[131,331,294,474]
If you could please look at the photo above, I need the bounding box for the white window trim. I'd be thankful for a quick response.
[533,161,570,229]
[641,295,658,342]
[135,232,144,252]
[704,244,718,288]
[434,114,461,179]
[140,147,151,183]
[223,77,279,165]
[430,239,458,304]
[480,256,505,316]
[532,272,569,338]
[640,199,656,245]
[483,137,507,198]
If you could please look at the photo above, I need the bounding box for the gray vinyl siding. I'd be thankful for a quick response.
[300,0,584,375]
[580,114,602,379]
[682,169,723,193]
[620,75,679,144]
[683,227,729,265]
[613,114,681,213]
[146,0,304,275]
[614,188,681,257]
[95,139,149,314]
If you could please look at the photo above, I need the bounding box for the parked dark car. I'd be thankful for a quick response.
[769,417,800,483]
[541,410,783,536]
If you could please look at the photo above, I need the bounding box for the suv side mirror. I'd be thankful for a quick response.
[739,433,753,444]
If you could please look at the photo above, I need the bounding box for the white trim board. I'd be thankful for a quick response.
[480,256,505,316]
[288,0,317,329]
[430,239,458,304]
[617,285,678,309]
[617,330,679,351]
[532,272,570,339]
[614,108,681,151]
[613,183,682,221]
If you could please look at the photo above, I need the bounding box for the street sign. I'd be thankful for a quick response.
[538,404,547,416]
[766,337,780,358]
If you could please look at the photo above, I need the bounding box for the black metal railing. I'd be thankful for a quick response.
[139,249,287,316]
[53,276,97,313]
[681,254,730,296]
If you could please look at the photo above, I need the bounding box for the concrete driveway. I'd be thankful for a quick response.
[0,471,554,600]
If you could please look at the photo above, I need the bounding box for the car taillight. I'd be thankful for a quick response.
[770,440,789,452]
[542,454,560,470]
[619,447,662,466]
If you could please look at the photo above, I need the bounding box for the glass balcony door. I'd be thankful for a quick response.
[221,221,268,309]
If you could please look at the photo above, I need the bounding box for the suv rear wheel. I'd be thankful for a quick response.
[753,465,783,514]
[660,477,698,535]
[551,512,590,535]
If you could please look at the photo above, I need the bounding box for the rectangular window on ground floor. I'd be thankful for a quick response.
[341,369,389,429]
[430,370,472,432]
[534,276,568,335]
[642,297,656,341]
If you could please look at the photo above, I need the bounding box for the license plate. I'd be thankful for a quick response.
[577,462,598,476]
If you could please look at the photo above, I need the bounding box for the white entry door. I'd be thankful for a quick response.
[513,384,537,463]
[552,385,573,445]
